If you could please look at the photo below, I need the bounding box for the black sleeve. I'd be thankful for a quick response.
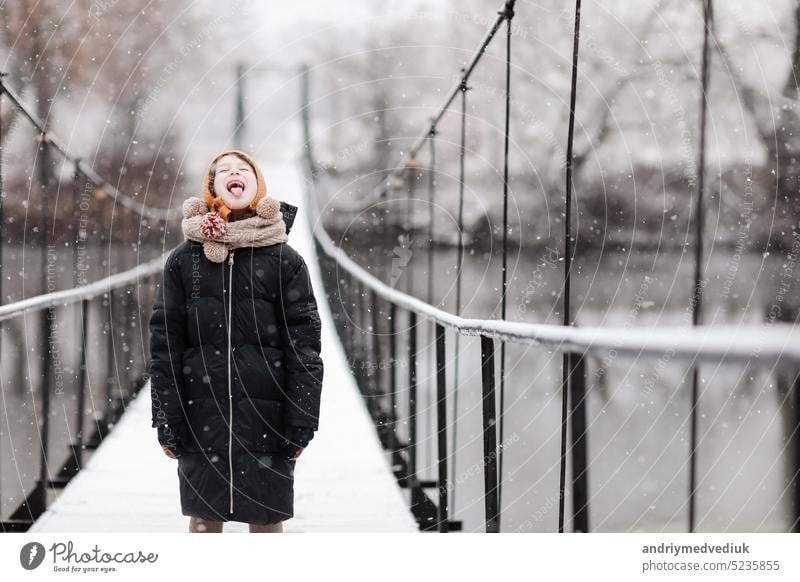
[149,250,187,433]
[278,252,324,430]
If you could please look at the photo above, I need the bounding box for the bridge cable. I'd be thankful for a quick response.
[427,127,452,516]
[688,0,713,533]
[329,4,516,214]
[427,130,436,308]
[451,73,469,511]
[0,77,182,221]
[559,0,583,534]
[497,0,516,525]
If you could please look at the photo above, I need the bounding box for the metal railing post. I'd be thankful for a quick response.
[435,323,449,532]
[371,290,382,414]
[569,351,590,532]
[35,125,54,516]
[388,302,398,453]
[105,289,115,428]
[342,272,353,360]
[0,73,4,520]
[35,307,53,516]
[408,311,418,482]
[73,298,89,473]
[0,73,4,306]
[792,369,800,533]
[480,335,499,532]
[356,279,366,395]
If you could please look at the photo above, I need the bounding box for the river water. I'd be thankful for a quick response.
[335,235,798,532]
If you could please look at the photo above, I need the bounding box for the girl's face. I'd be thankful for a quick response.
[213,154,258,210]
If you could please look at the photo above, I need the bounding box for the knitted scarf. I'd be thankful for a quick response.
[181,195,288,263]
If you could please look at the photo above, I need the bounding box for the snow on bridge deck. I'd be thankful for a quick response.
[30,160,418,533]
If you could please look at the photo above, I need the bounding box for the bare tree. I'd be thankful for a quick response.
[713,1,800,252]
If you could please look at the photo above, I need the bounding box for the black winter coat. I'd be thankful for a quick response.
[148,203,323,524]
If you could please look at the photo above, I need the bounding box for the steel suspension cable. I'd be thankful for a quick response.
[330,1,516,215]
[497,1,515,526]
[426,131,440,504]
[0,77,181,221]
[559,0,583,534]
[428,130,436,307]
[451,77,469,509]
[688,0,713,533]
[428,130,453,516]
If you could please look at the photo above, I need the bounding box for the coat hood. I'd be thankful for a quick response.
[198,149,298,233]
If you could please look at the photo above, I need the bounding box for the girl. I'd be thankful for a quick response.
[149,149,323,533]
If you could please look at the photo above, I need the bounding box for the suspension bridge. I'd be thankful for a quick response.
[1,0,799,533]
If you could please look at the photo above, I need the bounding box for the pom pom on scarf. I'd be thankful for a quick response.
[199,211,227,239]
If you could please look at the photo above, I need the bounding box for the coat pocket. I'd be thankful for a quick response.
[185,397,228,453]
[234,397,285,453]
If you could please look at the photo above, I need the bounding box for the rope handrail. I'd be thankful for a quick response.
[0,77,182,221]
[0,252,167,322]
[308,190,800,367]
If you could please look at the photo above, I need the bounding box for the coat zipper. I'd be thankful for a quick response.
[227,249,235,514]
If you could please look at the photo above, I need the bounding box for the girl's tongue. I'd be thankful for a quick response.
[227,182,244,196]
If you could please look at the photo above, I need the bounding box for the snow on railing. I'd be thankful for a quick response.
[309,198,800,368]
[0,253,166,322]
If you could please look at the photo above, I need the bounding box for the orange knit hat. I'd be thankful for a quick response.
[202,149,267,222]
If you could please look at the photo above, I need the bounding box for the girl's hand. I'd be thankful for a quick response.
[162,446,177,459]
[290,447,304,460]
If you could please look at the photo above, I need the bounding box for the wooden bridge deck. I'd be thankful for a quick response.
[29,161,418,533]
